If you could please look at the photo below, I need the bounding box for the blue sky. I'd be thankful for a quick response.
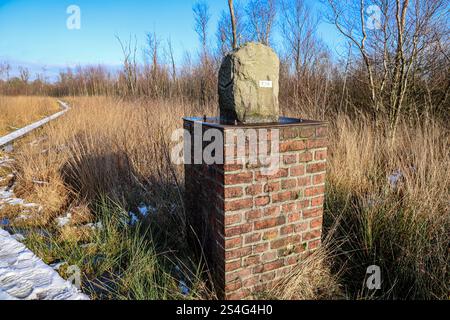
[0,0,344,79]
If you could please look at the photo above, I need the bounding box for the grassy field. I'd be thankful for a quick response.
[0,96,61,136]
[1,96,448,299]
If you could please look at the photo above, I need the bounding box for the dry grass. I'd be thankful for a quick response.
[322,114,449,299]
[0,95,60,135]
[268,247,343,299]
[1,95,448,299]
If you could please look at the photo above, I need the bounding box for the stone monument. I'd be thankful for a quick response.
[218,42,280,124]
[184,42,327,299]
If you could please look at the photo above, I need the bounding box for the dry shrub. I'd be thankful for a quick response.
[0,204,23,221]
[12,143,68,225]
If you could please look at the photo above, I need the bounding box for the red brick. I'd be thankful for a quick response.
[280,140,306,152]
[306,162,326,173]
[302,208,322,219]
[225,260,241,272]
[299,127,315,138]
[302,229,321,241]
[315,126,328,137]
[255,216,285,230]
[262,259,285,272]
[314,149,327,161]
[288,212,301,222]
[246,209,262,220]
[262,229,279,240]
[261,251,277,262]
[255,196,270,207]
[224,198,253,211]
[225,268,252,282]
[281,178,297,190]
[253,243,269,253]
[308,239,321,249]
[243,255,260,267]
[261,271,276,282]
[307,139,327,149]
[280,224,294,235]
[225,213,242,226]
[225,223,252,237]
[310,217,323,229]
[294,222,309,232]
[244,232,261,244]
[290,164,305,176]
[264,181,280,193]
[298,151,313,162]
[242,276,259,287]
[311,195,324,207]
[297,176,311,186]
[281,203,296,214]
[224,172,253,184]
[297,199,310,209]
[281,128,299,139]
[225,280,242,291]
[226,246,252,260]
[313,173,326,185]
[226,289,251,300]
[271,235,301,249]
[294,244,306,254]
[245,184,263,196]
[263,206,281,216]
[225,237,242,249]
[224,187,243,198]
[225,145,236,156]
[256,168,288,181]
[304,185,325,197]
[224,163,243,171]
[282,154,297,164]
[272,191,293,203]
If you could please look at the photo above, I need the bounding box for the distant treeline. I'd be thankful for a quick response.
[1,0,449,128]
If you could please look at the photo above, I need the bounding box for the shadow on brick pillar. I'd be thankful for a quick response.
[183,117,328,300]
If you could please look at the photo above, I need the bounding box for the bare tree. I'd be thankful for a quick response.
[193,1,213,105]
[0,62,11,80]
[217,2,248,56]
[228,0,238,49]
[280,0,321,77]
[19,67,30,84]
[279,0,330,114]
[116,35,138,96]
[166,37,177,82]
[145,31,160,75]
[193,1,211,59]
[245,0,277,45]
[326,0,449,136]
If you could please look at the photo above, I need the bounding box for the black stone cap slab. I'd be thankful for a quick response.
[183,116,327,129]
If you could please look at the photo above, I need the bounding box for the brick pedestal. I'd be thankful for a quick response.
[183,117,327,299]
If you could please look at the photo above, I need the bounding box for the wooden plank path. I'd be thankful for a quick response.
[0,100,88,300]
[0,100,69,147]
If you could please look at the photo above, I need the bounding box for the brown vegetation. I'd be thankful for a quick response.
[0,0,448,299]
[0,96,60,135]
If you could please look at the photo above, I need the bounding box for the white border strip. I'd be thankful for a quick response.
[0,100,69,147]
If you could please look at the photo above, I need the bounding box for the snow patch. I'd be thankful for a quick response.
[85,222,102,230]
[56,213,72,228]
[0,228,89,300]
[11,233,25,241]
